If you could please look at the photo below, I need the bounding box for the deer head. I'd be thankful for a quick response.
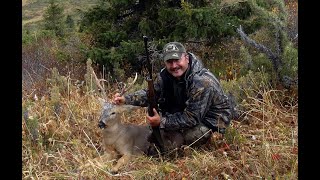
[97,100,139,129]
[89,67,138,129]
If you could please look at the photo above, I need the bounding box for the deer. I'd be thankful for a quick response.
[78,67,185,174]
[96,100,152,173]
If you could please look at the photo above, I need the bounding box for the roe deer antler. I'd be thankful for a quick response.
[90,66,108,98]
[91,66,138,100]
[119,72,138,96]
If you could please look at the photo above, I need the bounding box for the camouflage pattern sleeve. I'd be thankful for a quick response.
[205,76,232,128]
[124,89,149,107]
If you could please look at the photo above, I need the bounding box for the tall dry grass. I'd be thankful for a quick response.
[22,68,297,179]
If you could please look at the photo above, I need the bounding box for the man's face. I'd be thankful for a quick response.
[164,53,189,79]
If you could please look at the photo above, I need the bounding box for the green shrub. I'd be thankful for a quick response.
[22,30,56,45]
[280,42,298,79]
[224,126,245,146]
[221,70,271,104]
[46,67,69,97]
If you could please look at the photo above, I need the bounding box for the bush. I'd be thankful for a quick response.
[279,42,298,80]
[22,30,56,45]
[221,70,271,107]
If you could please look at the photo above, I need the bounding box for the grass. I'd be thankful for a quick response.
[22,68,298,179]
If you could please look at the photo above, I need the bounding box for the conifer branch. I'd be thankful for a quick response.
[236,25,281,74]
[237,25,278,60]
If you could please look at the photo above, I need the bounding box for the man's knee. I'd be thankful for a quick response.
[183,124,212,146]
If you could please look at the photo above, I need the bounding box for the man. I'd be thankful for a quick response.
[113,42,233,151]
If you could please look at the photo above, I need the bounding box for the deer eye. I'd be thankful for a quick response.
[110,112,116,115]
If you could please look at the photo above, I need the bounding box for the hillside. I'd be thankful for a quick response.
[22,0,99,31]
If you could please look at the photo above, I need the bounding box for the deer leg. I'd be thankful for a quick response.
[111,154,131,174]
[78,145,118,172]
[91,145,118,163]
[100,146,118,161]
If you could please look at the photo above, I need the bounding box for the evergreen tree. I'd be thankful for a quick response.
[236,0,298,88]
[65,15,75,30]
[43,0,65,37]
[78,0,251,77]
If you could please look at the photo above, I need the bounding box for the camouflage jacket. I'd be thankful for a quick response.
[124,52,232,131]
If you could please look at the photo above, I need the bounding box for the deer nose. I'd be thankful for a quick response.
[98,121,106,129]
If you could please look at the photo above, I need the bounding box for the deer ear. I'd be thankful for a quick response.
[98,97,106,105]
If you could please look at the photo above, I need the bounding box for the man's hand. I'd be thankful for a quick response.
[146,108,160,127]
[112,93,125,105]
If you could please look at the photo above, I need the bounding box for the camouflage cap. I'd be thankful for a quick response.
[162,42,186,61]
